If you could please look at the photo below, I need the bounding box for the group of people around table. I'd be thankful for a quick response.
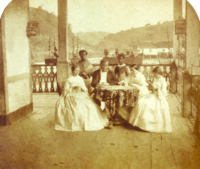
[55,50,172,133]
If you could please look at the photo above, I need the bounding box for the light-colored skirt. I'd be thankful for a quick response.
[55,91,108,131]
[119,93,172,133]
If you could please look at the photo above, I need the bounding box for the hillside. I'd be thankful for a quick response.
[76,32,110,46]
[30,7,198,63]
[95,21,174,52]
[29,7,93,63]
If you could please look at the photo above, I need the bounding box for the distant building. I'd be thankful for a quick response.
[137,41,173,56]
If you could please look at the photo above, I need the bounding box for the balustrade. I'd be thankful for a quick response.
[31,65,57,93]
[31,63,172,93]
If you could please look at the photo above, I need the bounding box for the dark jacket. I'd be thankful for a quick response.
[91,69,118,88]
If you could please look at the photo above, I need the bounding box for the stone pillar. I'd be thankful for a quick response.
[0,0,33,125]
[57,0,69,94]
[182,72,192,117]
[173,0,182,59]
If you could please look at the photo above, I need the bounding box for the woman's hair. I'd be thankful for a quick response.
[130,64,140,70]
[71,63,80,72]
[79,50,88,56]
[152,66,163,75]
[117,53,125,59]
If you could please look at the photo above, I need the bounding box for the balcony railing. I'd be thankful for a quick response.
[31,65,57,93]
[31,63,172,93]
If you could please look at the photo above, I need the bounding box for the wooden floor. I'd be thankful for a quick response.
[0,93,200,169]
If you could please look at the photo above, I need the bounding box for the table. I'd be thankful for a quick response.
[95,85,139,124]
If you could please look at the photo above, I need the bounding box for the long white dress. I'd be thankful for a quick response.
[127,70,149,98]
[128,76,172,133]
[55,75,108,131]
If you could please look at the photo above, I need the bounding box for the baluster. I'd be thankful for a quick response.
[32,67,37,93]
[47,66,51,92]
[50,66,55,92]
[35,69,39,92]
[41,66,45,92]
[53,66,58,92]
[54,73,58,92]
[38,66,43,93]
[143,66,148,82]
[149,66,154,83]
[44,66,48,92]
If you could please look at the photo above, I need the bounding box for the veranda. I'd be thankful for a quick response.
[0,0,200,168]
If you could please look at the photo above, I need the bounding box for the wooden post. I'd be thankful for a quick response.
[173,0,182,59]
[170,61,177,93]
[57,0,69,95]
[182,72,192,118]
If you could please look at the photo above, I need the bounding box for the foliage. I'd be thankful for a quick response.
[29,7,93,63]
[95,21,174,51]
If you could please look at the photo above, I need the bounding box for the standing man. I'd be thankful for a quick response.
[77,50,94,94]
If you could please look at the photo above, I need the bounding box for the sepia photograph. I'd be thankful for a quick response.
[0,0,200,168]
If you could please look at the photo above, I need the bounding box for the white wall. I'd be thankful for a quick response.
[1,0,32,115]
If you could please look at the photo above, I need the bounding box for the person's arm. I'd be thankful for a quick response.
[138,74,148,87]
[80,78,88,93]
[79,72,89,79]
[125,66,130,76]
[109,70,119,85]
[114,66,118,75]
[91,71,98,88]
[161,77,168,97]
[84,60,94,79]
[63,79,71,96]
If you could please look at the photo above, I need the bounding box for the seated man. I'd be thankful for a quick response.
[77,50,94,94]
[91,58,118,89]
[91,58,118,128]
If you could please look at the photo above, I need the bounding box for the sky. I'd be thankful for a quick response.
[29,0,174,33]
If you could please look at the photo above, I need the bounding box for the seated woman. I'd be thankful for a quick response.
[128,64,149,99]
[114,53,130,86]
[77,50,94,94]
[120,66,172,133]
[55,64,108,131]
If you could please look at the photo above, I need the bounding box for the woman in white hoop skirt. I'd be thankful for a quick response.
[120,66,172,133]
[55,64,108,131]
[127,64,150,99]
[129,66,172,133]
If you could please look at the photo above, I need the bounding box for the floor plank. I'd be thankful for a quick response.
[161,133,178,169]
[151,133,165,169]
[129,130,152,169]
[0,93,200,169]
[90,126,126,169]
[112,126,135,169]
